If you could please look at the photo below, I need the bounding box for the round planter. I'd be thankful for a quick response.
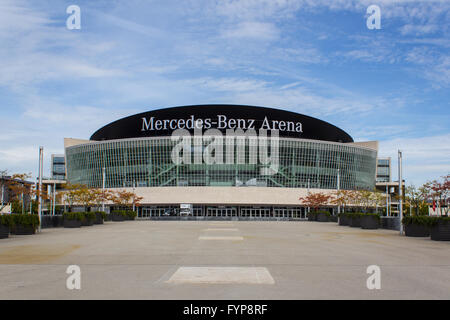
[360,215,379,229]
[339,215,349,226]
[317,212,329,222]
[13,224,36,235]
[94,212,104,225]
[64,219,82,228]
[431,221,450,241]
[349,216,361,228]
[404,223,430,237]
[0,224,9,239]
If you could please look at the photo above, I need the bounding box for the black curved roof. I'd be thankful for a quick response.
[90,104,353,143]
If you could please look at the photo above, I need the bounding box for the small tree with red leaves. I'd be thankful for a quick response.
[299,192,332,211]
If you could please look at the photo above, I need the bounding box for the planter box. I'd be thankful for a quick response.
[111,213,125,222]
[317,212,329,222]
[41,215,64,228]
[431,222,450,241]
[339,215,349,226]
[81,218,94,226]
[329,216,338,223]
[361,215,379,229]
[381,217,400,231]
[13,224,35,235]
[0,224,9,239]
[94,212,104,225]
[64,219,82,228]
[349,216,361,228]
[404,223,430,237]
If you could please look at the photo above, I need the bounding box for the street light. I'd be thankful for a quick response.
[337,168,340,215]
[398,150,403,235]
[38,146,43,233]
[102,167,106,212]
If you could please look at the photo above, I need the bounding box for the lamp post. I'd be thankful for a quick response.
[385,184,389,216]
[337,168,340,215]
[398,150,403,235]
[132,180,136,213]
[52,182,56,216]
[102,167,106,212]
[307,178,310,215]
[38,147,43,233]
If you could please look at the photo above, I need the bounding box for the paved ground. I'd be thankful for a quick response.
[0,220,449,299]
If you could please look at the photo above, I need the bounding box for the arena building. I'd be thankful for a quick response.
[64,105,378,219]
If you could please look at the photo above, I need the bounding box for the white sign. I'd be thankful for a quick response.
[142,115,303,133]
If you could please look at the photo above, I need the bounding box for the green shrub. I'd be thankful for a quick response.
[0,214,13,226]
[347,213,364,219]
[307,211,317,218]
[402,215,440,227]
[112,210,125,217]
[84,212,96,221]
[126,211,137,219]
[338,212,351,218]
[11,214,40,228]
[315,210,331,216]
[430,216,450,226]
[402,216,436,227]
[111,210,137,219]
[63,212,84,221]
[91,211,107,220]
[362,213,381,221]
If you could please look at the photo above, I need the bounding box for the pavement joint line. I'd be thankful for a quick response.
[198,236,244,241]
[155,265,179,283]
[202,228,239,232]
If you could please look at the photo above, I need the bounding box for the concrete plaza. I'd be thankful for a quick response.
[0,220,449,299]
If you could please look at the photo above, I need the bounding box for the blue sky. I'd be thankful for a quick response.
[0,0,449,187]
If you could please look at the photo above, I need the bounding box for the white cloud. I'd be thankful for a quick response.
[221,21,280,40]
[400,24,440,35]
[379,133,450,186]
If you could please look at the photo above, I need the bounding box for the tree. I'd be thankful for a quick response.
[74,185,98,211]
[110,190,143,211]
[0,169,9,208]
[92,188,114,210]
[431,174,449,215]
[8,173,33,214]
[61,183,84,210]
[405,185,427,216]
[370,190,386,214]
[427,175,449,216]
[333,190,346,211]
[299,192,332,211]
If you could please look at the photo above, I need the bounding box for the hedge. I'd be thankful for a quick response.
[0,214,13,226]
[11,214,40,228]
[402,215,443,227]
[63,212,96,221]
[111,210,137,219]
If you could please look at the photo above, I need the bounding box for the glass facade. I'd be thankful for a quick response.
[66,137,377,190]
[376,157,391,183]
[51,155,66,180]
